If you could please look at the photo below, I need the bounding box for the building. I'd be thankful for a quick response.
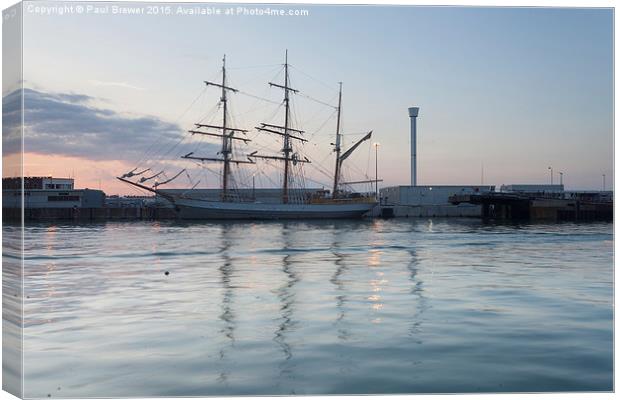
[380,185,495,217]
[3,177,105,209]
[378,107,495,217]
[500,184,565,194]
[3,176,75,190]
[565,190,613,202]
[500,185,613,202]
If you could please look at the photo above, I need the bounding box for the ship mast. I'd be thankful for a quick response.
[332,82,343,198]
[280,50,293,203]
[119,53,376,204]
[282,50,292,203]
[249,50,310,204]
[220,55,231,200]
[331,83,373,198]
[181,54,253,201]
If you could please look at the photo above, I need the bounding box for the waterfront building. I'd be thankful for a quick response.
[500,184,565,194]
[377,107,495,217]
[2,177,105,209]
[379,185,495,217]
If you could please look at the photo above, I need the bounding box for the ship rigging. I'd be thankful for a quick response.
[118,51,377,219]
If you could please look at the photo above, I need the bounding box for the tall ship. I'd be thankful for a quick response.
[118,51,377,219]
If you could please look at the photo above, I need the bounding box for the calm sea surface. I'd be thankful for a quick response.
[5,219,614,396]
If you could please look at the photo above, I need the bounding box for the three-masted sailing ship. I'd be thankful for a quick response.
[118,51,377,219]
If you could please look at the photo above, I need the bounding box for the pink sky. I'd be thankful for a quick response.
[4,152,138,195]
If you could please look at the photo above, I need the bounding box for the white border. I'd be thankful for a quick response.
[0,1,615,400]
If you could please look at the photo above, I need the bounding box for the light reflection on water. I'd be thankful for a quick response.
[7,218,613,396]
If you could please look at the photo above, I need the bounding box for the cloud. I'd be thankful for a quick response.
[89,80,145,91]
[2,87,212,163]
[2,89,23,154]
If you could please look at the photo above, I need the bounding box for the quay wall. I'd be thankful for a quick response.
[376,204,483,218]
[6,204,482,221]
[7,199,609,222]
[3,207,178,221]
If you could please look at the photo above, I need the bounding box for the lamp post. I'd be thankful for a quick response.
[252,174,256,200]
[602,174,606,191]
[548,166,553,185]
[373,142,380,200]
[559,172,563,186]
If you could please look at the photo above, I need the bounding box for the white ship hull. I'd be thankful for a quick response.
[171,196,377,220]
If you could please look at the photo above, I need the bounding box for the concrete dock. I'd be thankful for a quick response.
[3,206,178,222]
[449,192,612,221]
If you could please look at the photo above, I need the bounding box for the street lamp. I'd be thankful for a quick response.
[559,172,563,186]
[602,174,606,191]
[373,142,380,200]
[548,166,553,185]
[252,174,256,200]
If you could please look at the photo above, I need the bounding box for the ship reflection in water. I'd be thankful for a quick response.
[10,219,613,397]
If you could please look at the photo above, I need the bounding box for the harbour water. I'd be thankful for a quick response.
[5,219,614,396]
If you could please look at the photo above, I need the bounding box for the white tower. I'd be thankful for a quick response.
[408,107,420,186]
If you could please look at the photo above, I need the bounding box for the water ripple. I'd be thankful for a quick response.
[8,219,612,397]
